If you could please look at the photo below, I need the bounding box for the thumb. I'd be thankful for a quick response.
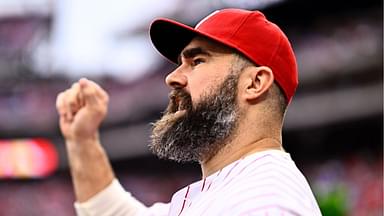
[79,78,108,107]
[78,78,109,119]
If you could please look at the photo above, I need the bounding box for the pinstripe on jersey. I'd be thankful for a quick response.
[75,150,322,216]
[167,150,322,216]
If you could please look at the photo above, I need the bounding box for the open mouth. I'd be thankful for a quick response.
[173,97,187,115]
[168,91,190,117]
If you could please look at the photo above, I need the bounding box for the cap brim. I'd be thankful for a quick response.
[150,18,199,64]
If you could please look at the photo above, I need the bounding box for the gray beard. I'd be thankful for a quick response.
[150,72,241,163]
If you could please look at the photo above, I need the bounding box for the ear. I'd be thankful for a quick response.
[241,66,274,102]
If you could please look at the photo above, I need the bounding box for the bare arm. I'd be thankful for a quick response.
[56,79,171,216]
[56,78,114,202]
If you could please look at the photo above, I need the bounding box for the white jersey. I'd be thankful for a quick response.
[75,150,322,216]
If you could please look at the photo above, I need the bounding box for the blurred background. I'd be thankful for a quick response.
[0,0,382,215]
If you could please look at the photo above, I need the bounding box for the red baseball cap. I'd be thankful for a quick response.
[150,8,298,103]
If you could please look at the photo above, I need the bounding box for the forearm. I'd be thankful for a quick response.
[75,179,148,216]
[66,133,115,202]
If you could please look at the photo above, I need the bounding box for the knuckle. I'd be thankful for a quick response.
[83,85,95,96]
[56,93,66,108]
[56,93,62,103]
[68,100,77,108]
[103,94,110,103]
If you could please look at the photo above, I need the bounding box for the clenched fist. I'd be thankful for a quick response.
[56,78,109,143]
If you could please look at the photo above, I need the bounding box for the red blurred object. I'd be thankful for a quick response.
[0,138,58,178]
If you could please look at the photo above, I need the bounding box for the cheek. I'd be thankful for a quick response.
[189,84,207,105]
[188,65,229,102]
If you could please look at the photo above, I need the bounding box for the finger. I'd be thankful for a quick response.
[79,78,108,99]
[77,82,85,108]
[63,82,83,121]
[56,92,66,117]
[78,78,109,107]
[69,82,82,111]
[56,90,72,122]
[64,89,74,121]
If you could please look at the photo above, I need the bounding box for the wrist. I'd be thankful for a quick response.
[65,132,101,151]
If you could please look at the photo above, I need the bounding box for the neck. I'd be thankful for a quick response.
[200,136,283,178]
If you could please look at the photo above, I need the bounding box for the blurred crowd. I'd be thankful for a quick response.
[308,155,383,215]
[0,0,382,216]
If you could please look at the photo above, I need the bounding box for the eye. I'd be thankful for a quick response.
[191,58,205,66]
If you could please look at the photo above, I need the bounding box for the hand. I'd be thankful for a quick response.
[56,78,109,143]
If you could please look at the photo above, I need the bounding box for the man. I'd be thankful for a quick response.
[56,8,322,215]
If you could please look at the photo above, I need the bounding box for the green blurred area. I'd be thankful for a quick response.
[316,185,348,216]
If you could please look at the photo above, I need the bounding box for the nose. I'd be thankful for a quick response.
[165,67,187,89]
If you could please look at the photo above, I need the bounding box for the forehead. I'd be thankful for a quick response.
[181,36,234,56]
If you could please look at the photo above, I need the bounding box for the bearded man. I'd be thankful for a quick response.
[56,8,322,216]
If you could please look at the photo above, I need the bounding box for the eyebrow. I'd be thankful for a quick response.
[178,47,212,65]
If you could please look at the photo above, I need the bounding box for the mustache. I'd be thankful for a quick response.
[166,89,193,114]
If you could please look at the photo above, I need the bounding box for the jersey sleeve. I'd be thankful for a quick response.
[74,179,170,216]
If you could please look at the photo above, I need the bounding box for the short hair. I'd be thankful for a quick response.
[231,52,288,118]
[194,36,288,118]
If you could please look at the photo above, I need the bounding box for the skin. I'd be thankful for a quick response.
[56,36,284,202]
[56,79,114,202]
